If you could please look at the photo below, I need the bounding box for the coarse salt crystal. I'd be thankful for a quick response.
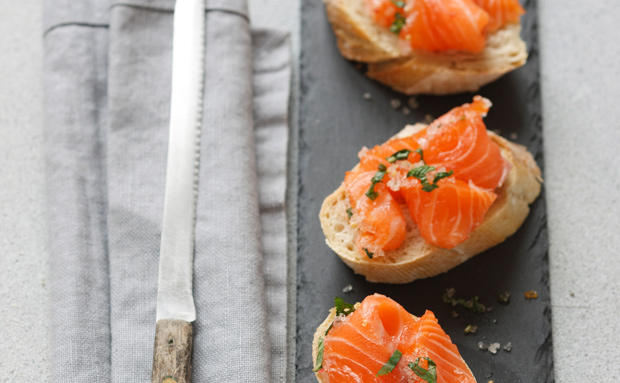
[488,343,501,354]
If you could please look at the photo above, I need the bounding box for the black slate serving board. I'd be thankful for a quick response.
[296,0,553,381]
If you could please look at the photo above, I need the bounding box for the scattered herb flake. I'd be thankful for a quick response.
[443,288,456,303]
[409,357,437,383]
[464,324,478,335]
[524,290,539,300]
[497,291,511,304]
[390,13,406,34]
[313,337,325,372]
[334,297,356,316]
[363,248,374,259]
[346,208,353,219]
[387,149,411,163]
[376,349,403,376]
[442,289,487,313]
[391,0,405,7]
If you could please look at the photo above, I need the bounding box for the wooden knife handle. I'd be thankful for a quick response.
[152,319,193,383]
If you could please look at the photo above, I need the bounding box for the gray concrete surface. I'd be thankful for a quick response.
[0,1,51,382]
[539,0,620,379]
[0,0,618,382]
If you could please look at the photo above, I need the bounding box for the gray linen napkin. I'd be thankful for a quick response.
[43,0,290,381]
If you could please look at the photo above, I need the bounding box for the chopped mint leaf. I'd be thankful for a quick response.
[376,349,402,376]
[334,297,356,317]
[390,13,406,34]
[409,357,437,383]
[387,149,411,163]
[313,337,325,372]
[432,170,453,183]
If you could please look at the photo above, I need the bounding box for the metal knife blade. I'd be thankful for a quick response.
[156,0,205,323]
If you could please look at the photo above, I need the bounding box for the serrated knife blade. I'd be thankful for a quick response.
[152,0,204,381]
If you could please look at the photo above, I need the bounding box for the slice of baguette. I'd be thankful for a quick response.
[312,307,336,383]
[324,0,527,94]
[319,124,542,284]
[312,304,475,382]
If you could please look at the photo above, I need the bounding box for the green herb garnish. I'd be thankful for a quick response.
[346,208,353,219]
[334,297,356,316]
[407,165,453,192]
[442,288,487,313]
[313,337,325,372]
[363,248,374,259]
[432,170,454,183]
[376,349,402,376]
[365,164,387,200]
[497,291,511,305]
[407,164,435,183]
[390,13,406,34]
[409,357,437,383]
[387,149,411,163]
[422,183,439,192]
[391,0,405,7]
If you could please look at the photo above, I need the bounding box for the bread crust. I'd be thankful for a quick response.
[324,0,527,94]
[318,125,542,284]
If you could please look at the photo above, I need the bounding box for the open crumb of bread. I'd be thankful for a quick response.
[324,0,528,94]
[319,124,542,284]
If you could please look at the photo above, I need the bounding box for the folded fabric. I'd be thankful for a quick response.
[43,0,290,381]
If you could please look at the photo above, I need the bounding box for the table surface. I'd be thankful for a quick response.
[0,1,618,382]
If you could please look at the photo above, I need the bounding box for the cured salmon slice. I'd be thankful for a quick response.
[343,96,508,251]
[473,0,525,32]
[344,169,408,255]
[401,0,490,53]
[366,0,524,53]
[422,96,510,190]
[318,294,476,382]
[408,179,498,249]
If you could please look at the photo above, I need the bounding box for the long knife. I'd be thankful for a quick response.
[152,0,205,382]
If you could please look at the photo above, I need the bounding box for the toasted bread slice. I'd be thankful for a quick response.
[312,307,336,382]
[311,303,475,382]
[324,0,528,94]
[319,124,542,284]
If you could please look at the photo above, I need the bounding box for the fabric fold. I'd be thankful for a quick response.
[43,0,111,380]
[44,0,290,381]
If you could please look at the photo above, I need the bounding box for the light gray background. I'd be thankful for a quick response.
[0,0,617,382]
